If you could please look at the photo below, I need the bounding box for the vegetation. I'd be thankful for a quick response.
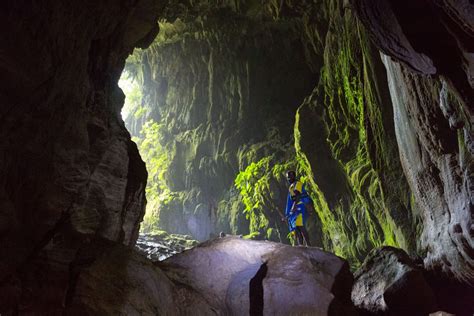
[134,120,173,232]
[234,155,296,240]
[120,0,414,269]
[291,4,415,267]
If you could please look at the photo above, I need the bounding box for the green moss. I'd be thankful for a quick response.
[291,3,409,267]
[235,155,290,238]
[134,120,173,232]
[123,0,414,265]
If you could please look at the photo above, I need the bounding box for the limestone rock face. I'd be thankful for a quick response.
[291,0,416,264]
[159,237,357,315]
[124,2,324,243]
[382,55,473,280]
[0,1,161,313]
[352,246,437,315]
[351,0,474,114]
[352,0,474,280]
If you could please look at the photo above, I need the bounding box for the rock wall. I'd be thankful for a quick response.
[292,0,416,264]
[352,0,474,280]
[126,0,417,264]
[125,2,323,242]
[1,0,472,313]
[0,1,161,313]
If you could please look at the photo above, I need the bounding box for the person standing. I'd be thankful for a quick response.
[284,170,311,246]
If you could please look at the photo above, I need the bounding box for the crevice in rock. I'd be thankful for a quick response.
[249,261,268,316]
[328,261,355,316]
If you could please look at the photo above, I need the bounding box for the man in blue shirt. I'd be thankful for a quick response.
[284,170,311,246]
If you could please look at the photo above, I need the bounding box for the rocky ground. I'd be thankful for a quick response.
[132,235,474,315]
[67,237,357,315]
[135,231,199,261]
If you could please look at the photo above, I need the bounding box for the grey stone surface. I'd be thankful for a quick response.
[160,236,357,315]
[352,246,437,315]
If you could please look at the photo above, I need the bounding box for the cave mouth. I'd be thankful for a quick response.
[118,71,142,125]
[114,14,322,246]
[119,65,167,236]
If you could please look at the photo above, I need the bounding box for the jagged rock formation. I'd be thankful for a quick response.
[352,0,474,280]
[124,2,323,243]
[125,0,416,266]
[291,0,415,264]
[1,0,473,314]
[0,1,161,313]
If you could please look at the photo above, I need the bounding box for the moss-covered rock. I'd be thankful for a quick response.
[292,1,416,265]
[126,0,417,268]
[125,2,322,242]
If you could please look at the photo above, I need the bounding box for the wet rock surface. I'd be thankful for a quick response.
[1,0,474,314]
[135,231,198,261]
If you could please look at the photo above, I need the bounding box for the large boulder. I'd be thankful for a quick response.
[352,246,437,315]
[159,236,356,315]
[64,237,356,315]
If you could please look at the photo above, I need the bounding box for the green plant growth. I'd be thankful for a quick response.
[133,120,172,232]
[234,155,295,241]
[292,7,402,266]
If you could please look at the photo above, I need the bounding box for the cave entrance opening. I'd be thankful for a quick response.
[119,61,169,236]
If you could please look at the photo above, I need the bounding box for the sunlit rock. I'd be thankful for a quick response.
[135,231,198,261]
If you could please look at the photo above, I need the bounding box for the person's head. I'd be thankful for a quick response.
[286,170,296,184]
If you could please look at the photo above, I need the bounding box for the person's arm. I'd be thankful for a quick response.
[284,193,293,220]
[290,181,304,212]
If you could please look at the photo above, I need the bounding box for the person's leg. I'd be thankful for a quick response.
[294,213,305,246]
[300,226,311,247]
[294,227,304,245]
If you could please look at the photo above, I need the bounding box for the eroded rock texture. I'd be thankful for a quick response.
[352,0,474,280]
[292,0,415,264]
[125,2,324,243]
[135,231,198,261]
[352,246,474,315]
[126,0,417,267]
[0,1,161,313]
